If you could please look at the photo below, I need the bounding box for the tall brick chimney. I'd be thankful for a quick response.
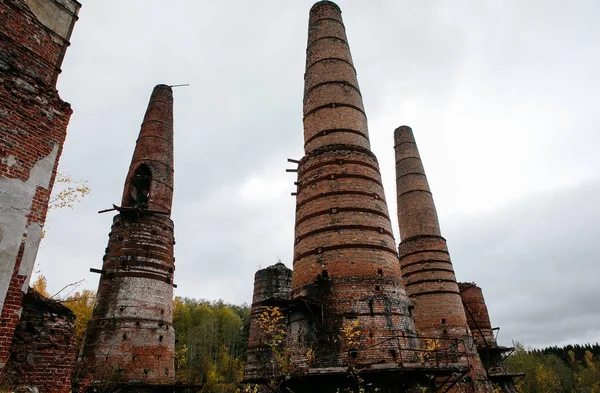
[74,85,176,390]
[394,125,492,392]
[288,0,418,371]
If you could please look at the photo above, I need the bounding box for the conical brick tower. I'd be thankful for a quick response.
[74,85,176,390]
[394,125,493,392]
[288,0,418,373]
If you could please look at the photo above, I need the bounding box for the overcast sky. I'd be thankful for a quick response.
[37,0,600,349]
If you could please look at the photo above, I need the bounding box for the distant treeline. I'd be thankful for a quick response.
[172,297,250,392]
[506,342,600,393]
[532,343,600,364]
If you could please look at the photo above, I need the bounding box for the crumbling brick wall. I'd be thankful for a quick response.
[0,0,80,369]
[0,289,77,393]
[244,263,292,382]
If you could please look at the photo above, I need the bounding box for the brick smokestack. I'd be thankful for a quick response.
[394,125,492,391]
[74,85,176,389]
[458,283,496,348]
[289,1,417,370]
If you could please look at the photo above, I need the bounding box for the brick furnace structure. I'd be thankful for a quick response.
[73,85,176,391]
[459,283,522,393]
[243,2,475,392]
[394,125,493,392]
[289,0,418,371]
[0,0,80,371]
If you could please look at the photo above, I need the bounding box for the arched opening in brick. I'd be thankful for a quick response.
[127,164,152,208]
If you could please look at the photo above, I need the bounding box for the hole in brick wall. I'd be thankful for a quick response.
[136,321,140,327]
[168,267,174,273]
[161,309,165,315]
[123,334,127,341]
[369,331,373,338]
[441,318,447,325]
[349,350,359,359]
[408,305,414,316]
[105,355,109,361]
[322,269,328,278]
[389,349,397,359]
[375,285,381,291]
[143,369,150,375]
[127,164,151,208]
[165,368,169,376]
[443,329,448,335]
[377,269,383,276]
[159,335,163,342]
[369,299,374,316]
[119,307,125,312]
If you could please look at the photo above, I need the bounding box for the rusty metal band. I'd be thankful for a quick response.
[103,260,173,273]
[298,157,379,177]
[295,224,394,243]
[295,206,390,227]
[405,278,458,287]
[304,102,366,119]
[401,267,456,278]
[393,141,418,149]
[310,17,345,27]
[108,271,172,283]
[400,234,447,243]
[304,80,361,99]
[396,171,427,182]
[296,190,385,210]
[307,36,349,50]
[304,128,369,148]
[306,57,356,73]
[135,135,173,146]
[294,243,398,263]
[299,173,383,192]
[302,143,378,162]
[398,250,450,263]
[409,290,461,297]
[397,188,432,197]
